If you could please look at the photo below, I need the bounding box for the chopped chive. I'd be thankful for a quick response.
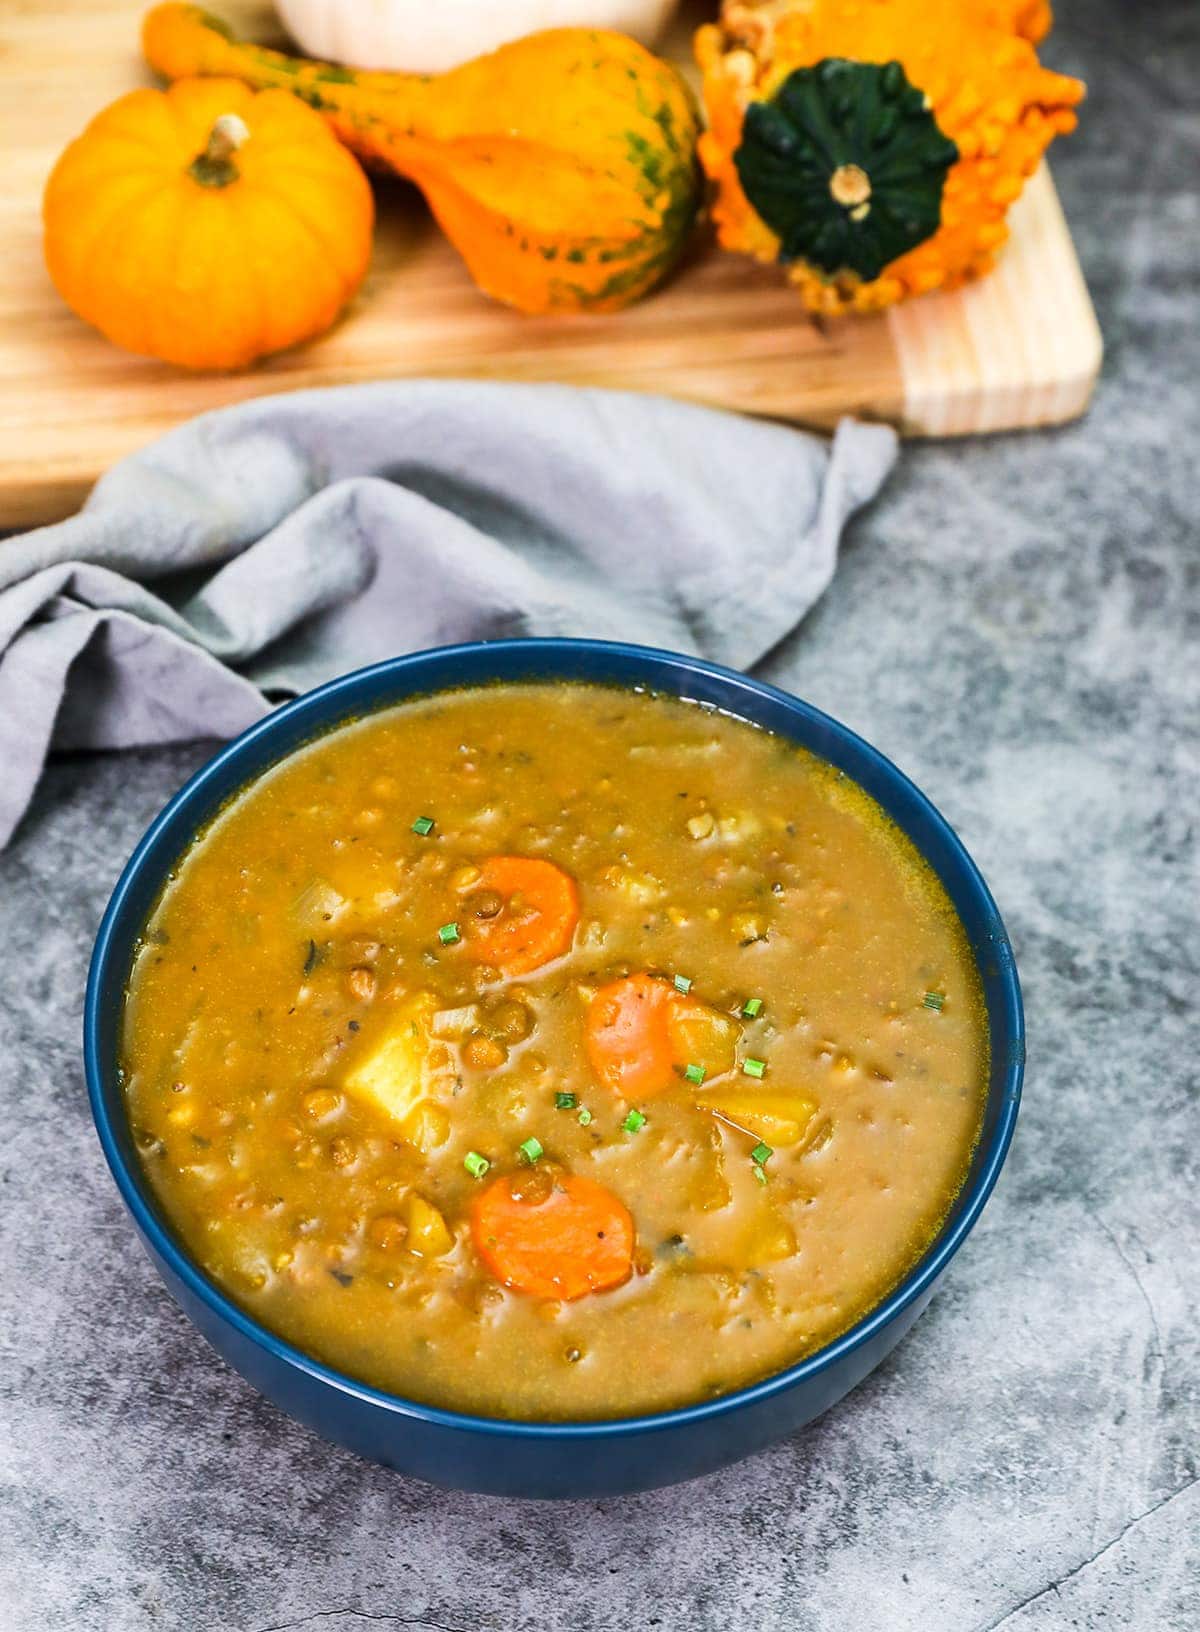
[753,1166,768,1186]
[750,1141,773,1166]
[673,974,692,994]
[577,1107,593,1126]
[683,1062,706,1085]
[518,1136,544,1164]
[742,997,763,1018]
[924,990,945,1011]
[411,816,434,836]
[437,921,460,945]
[464,1150,489,1179]
[742,1057,766,1079]
[622,1109,647,1134]
[555,1091,577,1111]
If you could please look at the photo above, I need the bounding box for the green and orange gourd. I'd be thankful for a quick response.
[141,3,703,317]
[696,0,1086,314]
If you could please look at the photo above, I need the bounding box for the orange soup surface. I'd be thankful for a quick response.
[122,683,987,1419]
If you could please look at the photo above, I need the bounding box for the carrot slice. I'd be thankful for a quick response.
[584,974,742,1098]
[460,855,579,977]
[471,1172,634,1300]
[584,973,677,1098]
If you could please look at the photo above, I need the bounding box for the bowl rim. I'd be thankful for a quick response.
[85,637,1024,1441]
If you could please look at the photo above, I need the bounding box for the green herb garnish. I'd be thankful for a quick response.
[924,991,945,1011]
[684,1063,706,1085]
[674,974,692,994]
[742,1057,766,1079]
[742,996,763,1018]
[464,1151,490,1179]
[518,1136,544,1164]
[555,1091,577,1111]
[753,1166,768,1186]
[622,1109,647,1134]
[750,1142,773,1166]
[411,816,434,836]
[577,1107,593,1127]
[437,921,460,945]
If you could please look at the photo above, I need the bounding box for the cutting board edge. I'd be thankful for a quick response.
[0,0,1104,530]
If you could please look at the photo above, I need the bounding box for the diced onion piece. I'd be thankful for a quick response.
[293,878,346,928]
[430,1004,480,1039]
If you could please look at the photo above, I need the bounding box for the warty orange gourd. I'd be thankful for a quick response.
[696,0,1085,314]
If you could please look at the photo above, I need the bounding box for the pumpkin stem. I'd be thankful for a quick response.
[733,60,958,282]
[188,113,250,188]
[829,164,871,209]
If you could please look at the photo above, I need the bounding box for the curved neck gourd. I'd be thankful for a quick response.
[142,4,703,314]
[147,6,441,162]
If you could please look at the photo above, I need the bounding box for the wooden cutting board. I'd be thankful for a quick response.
[0,0,1102,530]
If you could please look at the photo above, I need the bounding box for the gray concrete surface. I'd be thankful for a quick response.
[1,0,1196,1626]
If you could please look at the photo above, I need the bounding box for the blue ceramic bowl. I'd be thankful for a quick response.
[85,639,1023,1498]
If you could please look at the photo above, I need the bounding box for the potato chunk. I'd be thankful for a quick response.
[696,1089,817,1146]
[403,1194,454,1258]
[343,992,442,1128]
[667,1001,741,1080]
[398,1100,451,1153]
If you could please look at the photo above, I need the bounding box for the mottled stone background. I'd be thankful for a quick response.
[1,0,1196,1626]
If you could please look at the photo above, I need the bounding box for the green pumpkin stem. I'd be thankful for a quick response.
[734,58,958,283]
[188,113,250,188]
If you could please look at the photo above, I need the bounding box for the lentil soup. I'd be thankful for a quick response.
[121,683,987,1420]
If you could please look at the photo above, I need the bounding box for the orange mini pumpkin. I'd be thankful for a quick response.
[43,77,374,369]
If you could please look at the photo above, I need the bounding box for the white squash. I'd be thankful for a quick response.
[273,0,682,73]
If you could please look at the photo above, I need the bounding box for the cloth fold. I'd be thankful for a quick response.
[0,381,897,848]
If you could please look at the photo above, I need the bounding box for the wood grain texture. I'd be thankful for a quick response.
[0,0,1102,529]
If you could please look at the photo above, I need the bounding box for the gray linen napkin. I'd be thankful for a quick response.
[0,381,896,848]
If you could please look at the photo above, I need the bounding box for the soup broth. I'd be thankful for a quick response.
[122,683,987,1420]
